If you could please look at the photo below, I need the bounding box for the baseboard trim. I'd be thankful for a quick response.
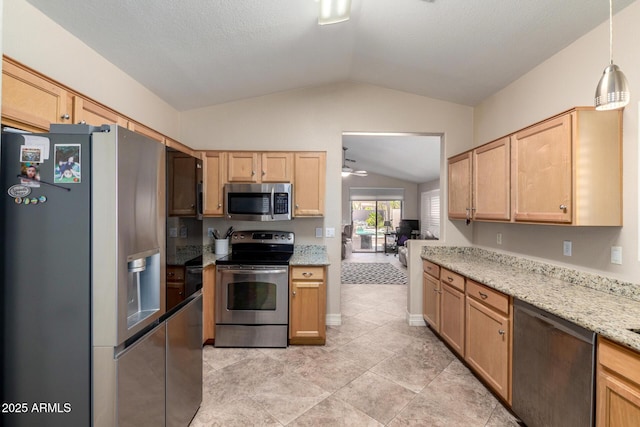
[326,314,342,326]
[407,312,426,327]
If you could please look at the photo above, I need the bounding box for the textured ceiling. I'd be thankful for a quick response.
[23,0,635,183]
[25,0,635,111]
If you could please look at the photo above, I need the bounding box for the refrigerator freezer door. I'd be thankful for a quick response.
[166,293,203,427]
[116,321,166,427]
[1,131,92,427]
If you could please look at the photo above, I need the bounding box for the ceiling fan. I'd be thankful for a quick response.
[342,147,368,177]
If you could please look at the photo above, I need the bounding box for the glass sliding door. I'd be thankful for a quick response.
[351,200,401,252]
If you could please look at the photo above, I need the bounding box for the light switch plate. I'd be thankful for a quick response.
[325,227,335,238]
[611,246,622,265]
[169,227,178,238]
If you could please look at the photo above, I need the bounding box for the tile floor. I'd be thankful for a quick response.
[190,253,521,426]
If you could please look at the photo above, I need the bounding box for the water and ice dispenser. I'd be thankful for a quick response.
[126,251,161,331]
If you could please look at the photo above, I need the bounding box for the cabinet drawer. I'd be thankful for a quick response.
[466,280,509,315]
[423,260,440,279]
[291,266,325,280]
[599,337,640,387]
[167,265,185,282]
[440,268,465,292]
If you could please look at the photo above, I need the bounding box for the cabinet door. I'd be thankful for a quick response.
[168,152,197,216]
[228,152,259,182]
[465,297,510,401]
[261,152,293,182]
[128,121,165,144]
[293,152,326,217]
[202,152,226,216]
[512,114,571,223]
[167,283,185,312]
[473,137,510,221]
[422,272,440,331]
[289,267,326,345]
[2,59,72,132]
[202,265,215,344]
[440,282,465,356]
[72,96,128,127]
[448,151,472,220]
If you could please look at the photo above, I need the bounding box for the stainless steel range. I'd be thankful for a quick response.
[215,230,294,348]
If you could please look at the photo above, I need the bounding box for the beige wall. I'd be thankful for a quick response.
[2,0,181,139]
[471,1,640,283]
[181,83,474,320]
[341,172,420,225]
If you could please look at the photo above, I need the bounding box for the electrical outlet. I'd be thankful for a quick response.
[208,228,215,237]
[325,227,335,238]
[180,226,188,238]
[169,227,178,238]
[563,240,572,256]
[496,233,502,245]
[315,227,323,238]
[611,246,622,265]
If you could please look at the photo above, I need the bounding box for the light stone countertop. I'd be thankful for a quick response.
[290,245,330,266]
[421,246,640,353]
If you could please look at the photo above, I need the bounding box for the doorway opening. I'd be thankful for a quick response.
[351,200,402,253]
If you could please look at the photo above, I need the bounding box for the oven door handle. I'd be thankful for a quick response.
[217,266,288,274]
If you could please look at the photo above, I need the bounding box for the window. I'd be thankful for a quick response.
[421,190,440,239]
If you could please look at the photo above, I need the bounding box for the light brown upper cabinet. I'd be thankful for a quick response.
[512,108,622,225]
[473,137,511,221]
[261,152,293,182]
[448,151,472,220]
[73,96,128,127]
[448,107,622,226]
[227,152,293,183]
[293,152,326,217]
[1,58,73,132]
[202,151,227,217]
[128,121,165,144]
[167,151,199,216]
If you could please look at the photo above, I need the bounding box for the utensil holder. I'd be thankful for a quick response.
[214,238,229,255]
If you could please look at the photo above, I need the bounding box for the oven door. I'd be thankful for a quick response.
[216,265,289,325]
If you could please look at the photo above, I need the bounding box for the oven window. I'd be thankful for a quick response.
[227,281,277,311]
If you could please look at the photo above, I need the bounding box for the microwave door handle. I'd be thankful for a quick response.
[270,187,275,220]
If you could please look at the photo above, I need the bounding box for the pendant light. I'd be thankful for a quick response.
[594,0,630,110]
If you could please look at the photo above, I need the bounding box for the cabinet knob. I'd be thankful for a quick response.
[447,276,454,282]
[559,204,567,211]
[251,170,256,176]
[292,291,296,296]
[217,203,222,208]
[78,120,86,125]
[168,272,174,277]
[302,272,313,277]
[61,114,70,120]
[295,204,299,209]
[262,170,266,176]
[498,329,506,335]
[478,292,488,300]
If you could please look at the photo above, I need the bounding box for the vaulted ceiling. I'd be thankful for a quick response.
[25,0,634,111]
[23,0,635,183]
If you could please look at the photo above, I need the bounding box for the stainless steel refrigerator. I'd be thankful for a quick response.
[1,124,201,427]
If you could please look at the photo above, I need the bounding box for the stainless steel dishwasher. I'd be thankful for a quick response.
[513,299,596,427]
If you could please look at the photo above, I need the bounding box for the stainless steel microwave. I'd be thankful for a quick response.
[224,183,292,221]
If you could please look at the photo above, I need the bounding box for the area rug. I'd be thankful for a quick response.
[341,262,407,285]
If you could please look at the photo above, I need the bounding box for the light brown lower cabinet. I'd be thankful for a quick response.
[422,271,440,331]
[202,265,215,345]
[464,280,511,404]
[597,337,640,426]
[289,266,326,345]
[440,281,465,356]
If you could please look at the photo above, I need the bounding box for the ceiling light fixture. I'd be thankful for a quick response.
[318,0,352,25]
[594,0,630,110]
[342,147,368,177]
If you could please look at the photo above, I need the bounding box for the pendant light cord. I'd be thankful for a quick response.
[609,0,613,65]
